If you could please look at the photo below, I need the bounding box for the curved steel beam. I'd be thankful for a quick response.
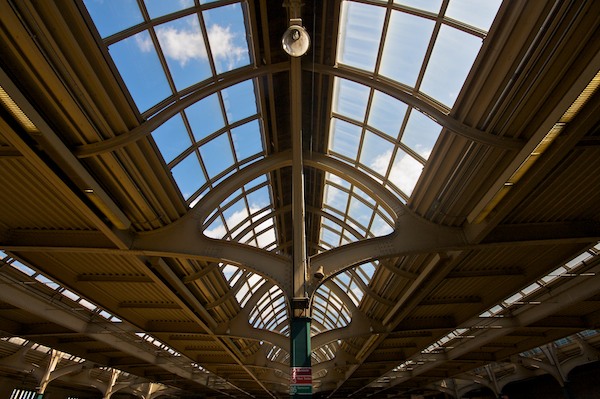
[308,64,523,150]
[135,224,293,295]
[305,152,406,220]
[74,62,289,158]
[309,214,467,290]
[132,150,416,295]
[215,280,289,352]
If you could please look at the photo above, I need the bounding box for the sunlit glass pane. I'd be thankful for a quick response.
[172,153,205,199]
[380,11,435,87]
[84,0,143,38]
[388,149,423,196]
[368,90,408,137]
[199,133,234,178]
[203,3,251,74]
[333,78,370,121]
[232,119,263,162]
[329,118,361,159]
[360,131,394,175]
[337,1,385,72]
[222,80,257,123]
[152,114,192,163]
[420,24,482,107]
[155,15,212,90]
[186,93,225,142]
[401,111,442,160]
[445,0,502,31]
[144,0,194,19]
[109,31,172,112]
[394,0,442,14]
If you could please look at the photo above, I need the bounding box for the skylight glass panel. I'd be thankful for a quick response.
[348,197,372,230]
[172,152,205,200]
[186,93,225,142]
[144,0,194,19]
[236,273,266,307]
[221,264,242,286]
[359,131,394,176]
[223,188,243,208]
[328,74,443,203]
[324,184,349,213]
[203,3,251,74]
[246,185,271,210]
[420,24,483,107]
[35,275,59,290]
[202,174,276,249]
[353,186,374,205]
[256,227,276,249]
[333,78,370,121]
[337,1,385,72]
[367,90,407,137]
[222,80,257,123]
[223,198,249,232]
[11,260,36,276]
[312,285,351,330]
[356,262,376,284]
[394,0,442,14]
[565,250,593,267]
[199,133,234,178]
[401,110,443,159]
[321,226,341,249]
[388,149,423,198]
[322,217,340,231]
[372,212,394,236]
[320,173,395,251]
[83,0,143,38]
[328,172,351,189]
[155,15,212,90]
[232,119,263,161]
[249,285,288,332]
[329,118,361,159]
[152,114,192,163]
[109,31,171,112]
[445,0,502,31]
[245,174,267,189]
[380,10,435,87]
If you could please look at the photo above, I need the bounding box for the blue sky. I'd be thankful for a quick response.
[83,0,263,207]
[332,0,502,205]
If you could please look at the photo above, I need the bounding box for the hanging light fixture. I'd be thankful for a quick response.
[282,21,310,57]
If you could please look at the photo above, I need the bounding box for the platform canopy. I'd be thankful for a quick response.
[0,0,599,398]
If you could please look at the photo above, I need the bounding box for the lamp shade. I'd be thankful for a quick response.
[282,25,310,57]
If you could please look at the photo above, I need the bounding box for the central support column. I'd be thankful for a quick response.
[285,0,312,396]
[290,316,312,397]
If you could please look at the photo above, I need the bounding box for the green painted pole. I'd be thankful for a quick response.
[290,316,312,398]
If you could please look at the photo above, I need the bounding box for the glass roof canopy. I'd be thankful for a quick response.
[82,0,502,361]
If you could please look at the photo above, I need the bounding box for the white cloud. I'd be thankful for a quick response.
[256,228,276,248]
[135,33,154,53]
[207,24,247,70]
[369,148,393,175]
[156,25,207,67]
[389,152,423,196]
[371,217,393,237]
[135,21,247,70]
[204,220,226,239]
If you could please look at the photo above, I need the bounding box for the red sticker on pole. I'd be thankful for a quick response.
[291,366,312,384]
